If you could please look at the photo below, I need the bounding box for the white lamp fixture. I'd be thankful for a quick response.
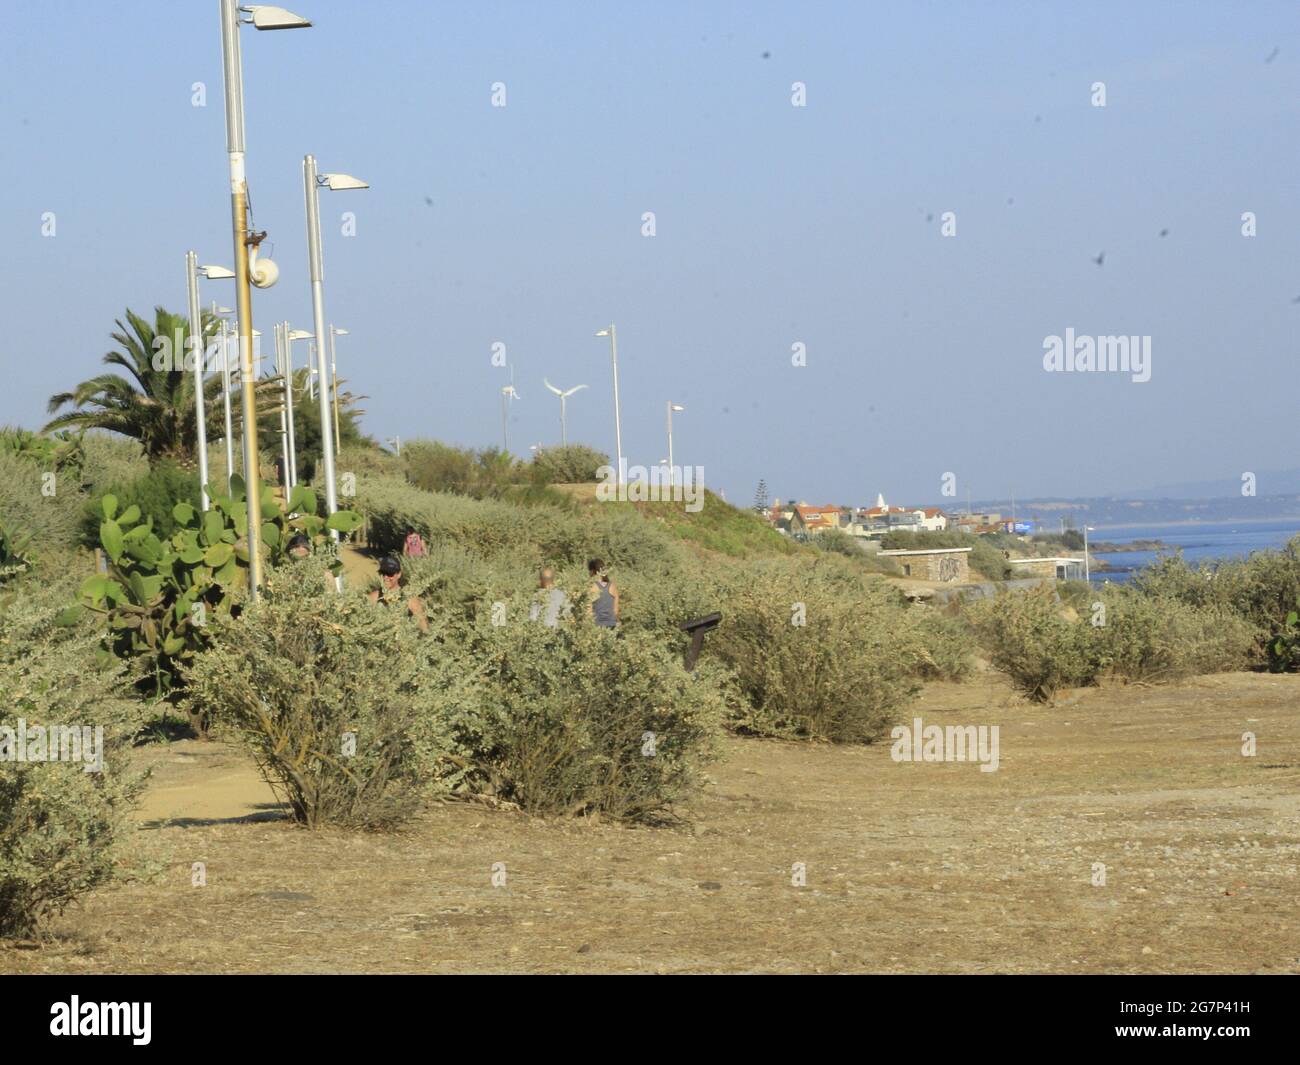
[320,173,369,191]
[243,5,312,30]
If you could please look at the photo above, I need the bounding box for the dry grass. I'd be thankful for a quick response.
[3,672,1298,974]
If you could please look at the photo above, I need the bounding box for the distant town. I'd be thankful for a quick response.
[757,494,1090,589]
[761,494,1035,539]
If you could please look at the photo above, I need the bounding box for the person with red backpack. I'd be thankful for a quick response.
[402,526,426,558]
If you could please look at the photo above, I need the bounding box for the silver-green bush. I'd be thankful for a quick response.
[710,557,926,742]
[0,575,146,936]
[184,560,484,829]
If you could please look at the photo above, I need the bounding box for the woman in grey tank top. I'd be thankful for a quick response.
[587,558,619,628]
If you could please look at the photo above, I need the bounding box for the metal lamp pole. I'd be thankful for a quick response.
[595,325,623,480]
[666,402,683,485]
[328,325,347,452]
[304,155,338,535]
[217,0,311,595]
[185,251,211,510]
[218,0,264,593]
[283,323,298,487]
[218,315,235,492]
[274,322,292,490]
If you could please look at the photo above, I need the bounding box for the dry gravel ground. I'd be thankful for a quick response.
[2,671,1298,974]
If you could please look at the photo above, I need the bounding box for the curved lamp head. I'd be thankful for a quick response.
[244,6,313,30]
[320,173,369,191]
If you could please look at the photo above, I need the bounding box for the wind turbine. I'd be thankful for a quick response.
[543,378,588,447]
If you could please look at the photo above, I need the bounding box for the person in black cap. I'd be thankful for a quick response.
[367,553,429,632]
[287,532,312,560]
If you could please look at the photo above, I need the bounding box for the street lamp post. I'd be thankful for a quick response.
[328,325,348,452]
[218,0,310,598]
[185,262,236,509]
[1084,525,1095,582]
[666,402,684,484]
[594,325,623,480]
[500,383,521,452]
[285,327,314,485]
[184,252,212,511]
[273,322,292,490]
[302,155,368,538]
[216,311,235,492]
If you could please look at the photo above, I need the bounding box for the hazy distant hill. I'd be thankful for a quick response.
[942,494,1300,529]
[1112,469,1300,501]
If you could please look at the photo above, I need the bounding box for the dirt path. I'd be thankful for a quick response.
[4,672,1298,974]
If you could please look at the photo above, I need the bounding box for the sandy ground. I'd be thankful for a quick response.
[3,671,1298,974]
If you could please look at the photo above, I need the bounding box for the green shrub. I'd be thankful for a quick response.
[1091,585,1255,682]
[0,448,85,550]
[468,622,727,821]
[334,443,406,482]
[184,562,483,829]
[1134,547,1295,662]
[80,461,200,546]
[628,491,798,559]
[78,433,150,495]
[0,518,32,584]
[402,440,529,499]
[965,587,1100,701]
[0,580,146,937]
[356,473,682,573]
[529,444,610,484]
[1268,602,1300,671]
[913,610,976,681]
[814,528,863,556]
[710,557,925,742]
[1,427,85,479]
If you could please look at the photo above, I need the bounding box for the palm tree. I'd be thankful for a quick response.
[45,306,274,466]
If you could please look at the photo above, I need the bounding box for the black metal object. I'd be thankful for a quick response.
[680,612,722,670]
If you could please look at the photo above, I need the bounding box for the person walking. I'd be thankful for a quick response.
[403,526,426,558]
[529,566,569,627]
[368,554,429,632]
[587,558,619,629]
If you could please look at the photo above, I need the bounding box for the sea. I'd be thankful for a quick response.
[1087,519,1300,583]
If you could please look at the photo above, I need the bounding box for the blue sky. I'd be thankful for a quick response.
[4,1,1299,505]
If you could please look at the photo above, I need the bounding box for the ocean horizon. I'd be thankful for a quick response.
[1087,519,1300,582]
